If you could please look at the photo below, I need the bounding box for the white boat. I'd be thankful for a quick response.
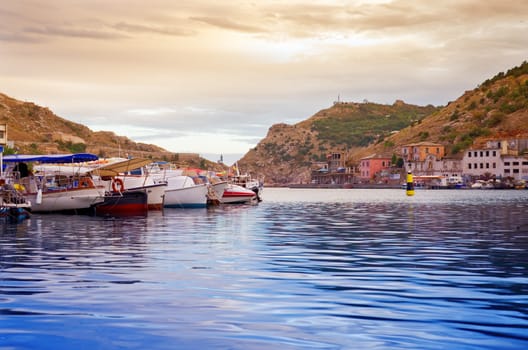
[471,180,494,189]
[221,183,257,204]
[211,180,228,200]
[163,176,208,208]
[3,153,106,213]
[230,164,263,201]
[90,158,167,210]
[148,164,225,206]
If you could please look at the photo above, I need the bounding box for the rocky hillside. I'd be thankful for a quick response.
[357,62,528,162]
[0,93,225,170]
[239,61,528,185]
[239,101,440,184]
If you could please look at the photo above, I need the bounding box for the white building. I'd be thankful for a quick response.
[406,153,462,178]
[462,138,528,180]
[462,148,503,178]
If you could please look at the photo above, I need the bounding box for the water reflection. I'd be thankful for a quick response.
[1,189,527,349]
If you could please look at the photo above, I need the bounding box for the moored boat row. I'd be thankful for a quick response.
[0,153,263,220]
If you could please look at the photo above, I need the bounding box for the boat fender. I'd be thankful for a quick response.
[112,178,125,193]
[36,188,43,204]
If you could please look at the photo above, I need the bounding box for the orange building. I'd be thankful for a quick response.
[401,142,445,162]
[359,154,392,180]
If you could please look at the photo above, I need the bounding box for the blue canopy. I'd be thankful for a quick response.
[3,153,98,163]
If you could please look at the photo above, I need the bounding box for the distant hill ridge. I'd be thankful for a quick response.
[0,92,170,158]
[0,93,229,170]
[239,61,528,184]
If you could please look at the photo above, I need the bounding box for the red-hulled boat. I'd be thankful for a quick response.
[221,184,257,204]
[92,189,148,217]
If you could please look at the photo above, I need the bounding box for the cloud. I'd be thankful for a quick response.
[2,0,527,160]
[112,22,194,36]
[190,16,266,33]
[24,24,128,40]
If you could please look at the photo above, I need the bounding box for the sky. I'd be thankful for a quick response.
[1,1,527,165]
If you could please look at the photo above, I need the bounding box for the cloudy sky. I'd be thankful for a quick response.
[1,1,527,164]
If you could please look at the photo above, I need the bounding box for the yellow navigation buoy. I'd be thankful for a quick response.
[406,171,415,196]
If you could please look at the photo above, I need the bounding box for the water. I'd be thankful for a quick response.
[1,188,527,349]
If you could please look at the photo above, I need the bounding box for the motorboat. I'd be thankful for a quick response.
[91,189,148,217]
[230,164,263,201]
[90,158,167,210]
[163,175,208,208]
[221,183,257,204]
[3,153,105,213]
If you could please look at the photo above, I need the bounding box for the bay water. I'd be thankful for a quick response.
[1,188,527,349]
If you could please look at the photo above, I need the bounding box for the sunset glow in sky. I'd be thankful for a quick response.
[2,0,527,164]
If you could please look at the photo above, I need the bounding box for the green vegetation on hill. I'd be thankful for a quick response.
[311,102,439,148]
[241,60,528,184]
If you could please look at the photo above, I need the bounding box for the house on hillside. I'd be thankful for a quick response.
[310,152,354,185]
[402,142,463,186]
[462,138,528,181]
[358,154,392,181]
[401,142,445,163]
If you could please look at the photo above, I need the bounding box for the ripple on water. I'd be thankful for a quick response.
[1,189,528,349]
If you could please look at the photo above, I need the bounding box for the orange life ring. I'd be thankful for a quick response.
[112,178,125,192]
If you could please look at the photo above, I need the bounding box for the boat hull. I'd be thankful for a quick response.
[221,184,257,204]
[125,183,166,210]
[92,190,148,216]
[1,207,31,223]
[211,181,228,199]
[164,183,208,208]
[27,187,105,213]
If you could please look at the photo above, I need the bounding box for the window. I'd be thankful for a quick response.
[468,163,472,169]
[504,162,510,166]
[480,151,483,157]
[486,163,489,169]
[513,162,519,166]
[480,163,484,169]
[486,151,489,157]
[468,152,472,157]
[513,169,519,174]
[493,163,496,168]
[492,151,496,157]
[505,169,510,174]
[474,163,477,169]
[523,161,528,166]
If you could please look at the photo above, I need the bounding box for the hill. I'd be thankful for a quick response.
[238,61,528,185]
[357,61,528,162]
[238,101,439,184]
[0,93,225,170]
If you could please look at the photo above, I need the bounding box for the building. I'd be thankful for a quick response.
[401,141,463,187]
[358,154,392,180]
[0,124,7,146]
[310,152,354,185]
[401,142,445,163]
[327,152,346,172]
[462,141,528,181]
[406,152,462,176]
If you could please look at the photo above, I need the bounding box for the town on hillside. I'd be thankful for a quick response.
[307,137,528,189]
